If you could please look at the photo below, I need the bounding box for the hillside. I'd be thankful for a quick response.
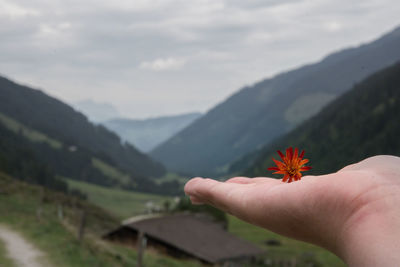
[239,61,400,177]
[151,25,400,177]
[0,76,165,179]
[0,114,133,191]
[0,172,202,267]
[103,112,201,152]
[0,120,69,194]
[0,111,182,197]
[0,76,186,195]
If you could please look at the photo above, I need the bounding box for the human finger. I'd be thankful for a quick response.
[189,195,205,205]
[184,177,283,217]
[225,177,270,184]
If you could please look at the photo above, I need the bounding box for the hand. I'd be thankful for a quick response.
[184,155,400,266]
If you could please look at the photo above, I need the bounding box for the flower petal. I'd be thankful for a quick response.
[277,150,285,161]
[294,147,299,159]
[272,158,285,169]
[300,159,309,165]
[286,147,293,161]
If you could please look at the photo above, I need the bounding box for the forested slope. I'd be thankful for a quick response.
[0,76,165,178]
[240,61,400,177]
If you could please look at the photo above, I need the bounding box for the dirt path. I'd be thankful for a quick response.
[0,225,50,267]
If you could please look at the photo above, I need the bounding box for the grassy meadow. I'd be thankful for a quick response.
[91,158,132,186]
[0,172,202,267]
[155,172,189,185]
[228,215,345,266]
[65,178,171,219]
[0,112,62,149]
[67,176,345,266]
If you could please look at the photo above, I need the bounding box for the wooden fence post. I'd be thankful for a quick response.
[36,206,43,221]
[78,210,86,242]
[137,231,147,267]
[58,204,63,220]
[36,187,45,221]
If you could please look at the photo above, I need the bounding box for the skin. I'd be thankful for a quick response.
[184,155,400,266]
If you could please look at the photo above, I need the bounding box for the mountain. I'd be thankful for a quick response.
[0,76,165,178]
[103,113,202,152]
[0,76,179,195]
[0,121,69,193]
[150,25,400,177]
[238,61,400,177]
[73,99,120,123]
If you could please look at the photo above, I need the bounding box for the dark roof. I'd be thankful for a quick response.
[122,213,264,263]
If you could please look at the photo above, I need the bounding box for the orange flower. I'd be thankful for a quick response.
[267,147,311,183]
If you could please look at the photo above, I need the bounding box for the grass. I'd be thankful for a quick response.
[284,92,336,127]
[110,244,202,267]
[91,158,131,185]
[0,237,16,267]
[0,112,62,149]
[155,172,189,185]
[228,215,345,266]
[0,175,119,267]
[0,172,202,267]
[65,178,171,219]
[65,177,346,266]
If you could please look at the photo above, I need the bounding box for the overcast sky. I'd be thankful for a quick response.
[1,0,400,119]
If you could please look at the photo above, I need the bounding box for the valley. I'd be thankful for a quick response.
[0,20,399,267]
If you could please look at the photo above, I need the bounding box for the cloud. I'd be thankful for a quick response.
[139,57,186,71]
[324,21,343,32]
[0,0,40,17]
[0,0,399,118]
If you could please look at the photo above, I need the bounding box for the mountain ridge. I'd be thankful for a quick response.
[151,25,400,177]
[0,76,190,195]
[0,75,165,178]
[241,61,400,177]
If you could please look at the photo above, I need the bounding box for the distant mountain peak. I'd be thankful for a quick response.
[103,112,202,152]
[73,99,120,123]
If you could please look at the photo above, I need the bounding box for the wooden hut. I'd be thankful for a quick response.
[104,213,264,265]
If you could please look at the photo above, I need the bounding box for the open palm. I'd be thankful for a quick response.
[184,155,400,266]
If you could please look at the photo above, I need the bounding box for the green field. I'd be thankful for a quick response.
[0,172,201,267]
[91,158,132,186]
[67,178,345,266]
[155,172,189,185]
[0,112,62,149]
[65,179,171,219]
[228,215,345,266]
